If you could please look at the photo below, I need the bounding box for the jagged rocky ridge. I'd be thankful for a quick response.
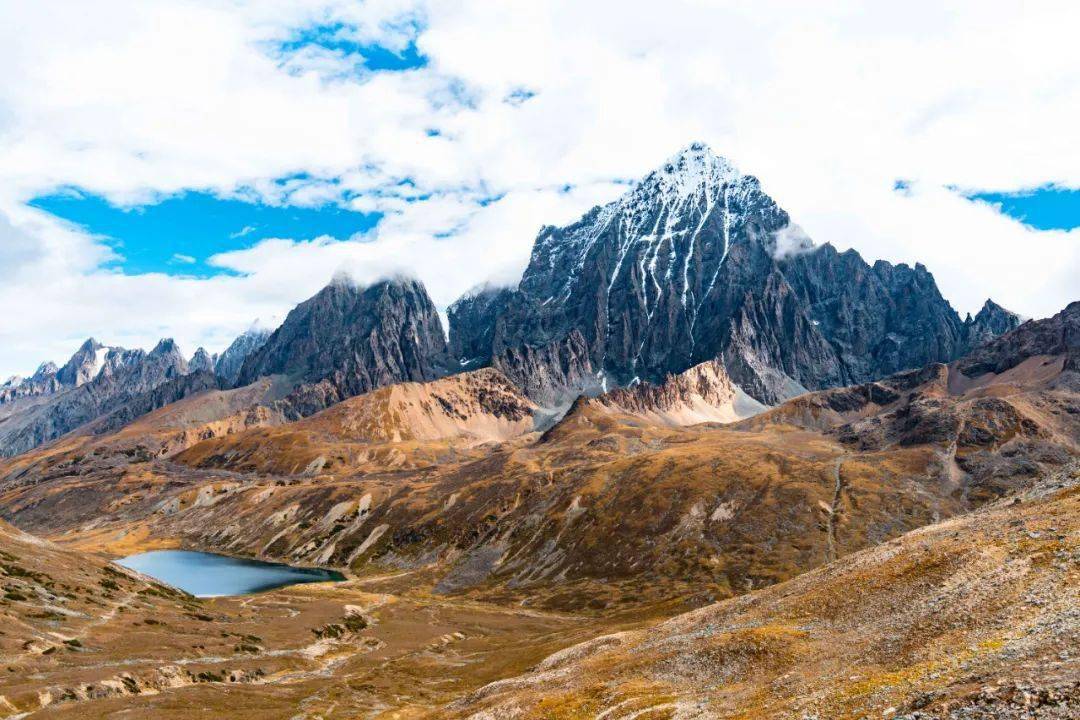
[449,143,1020,404]
[187,347,215,375]
[0,338,118,408]
[0,145,1028,457]
[0,276,458,456]
[236,276,455,420]
[213,327,271,384]
[0,324,272,457]
[957,300,1079,377]
[0,339,196,457]
[0,362,61,407]
[0,277,459,456]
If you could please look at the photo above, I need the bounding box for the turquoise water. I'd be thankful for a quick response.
[116,550,344,597]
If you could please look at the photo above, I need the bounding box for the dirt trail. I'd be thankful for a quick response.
[824,455,846,564]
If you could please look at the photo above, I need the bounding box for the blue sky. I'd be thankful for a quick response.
[30,190,381,277]
[276,21,428,72]
[965,186,1080,231]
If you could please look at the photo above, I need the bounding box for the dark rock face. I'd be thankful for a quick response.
[779,244,971,383]
[213,328,271,385]
[449,144,1016,404]
[491,329,597,407]
[956,301,1080,378]
[237,277,453,412]
[92,371,223,436]
[447,285,514,366]
[0,339,190,457]
[491,143,798,393]
[963,299,1022,349]
[721,267,845,402]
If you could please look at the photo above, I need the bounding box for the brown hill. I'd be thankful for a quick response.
[593,358,767,426]
[433,463,1080,720]
[2,340,1074,615]
[173,367,537,476]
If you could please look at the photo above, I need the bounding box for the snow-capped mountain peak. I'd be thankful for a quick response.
[520,141,780,326]
[638,141,742,206]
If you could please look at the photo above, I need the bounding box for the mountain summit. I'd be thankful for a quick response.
[450,143,1019,404]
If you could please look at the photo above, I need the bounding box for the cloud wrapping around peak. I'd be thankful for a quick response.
[0,0,1077,376]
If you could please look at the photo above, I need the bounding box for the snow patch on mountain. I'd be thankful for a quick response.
[90,345,115,379]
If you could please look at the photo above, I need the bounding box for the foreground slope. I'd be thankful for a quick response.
[435,464,1079,720]
[0,517,606,720]
[0,516,276,714]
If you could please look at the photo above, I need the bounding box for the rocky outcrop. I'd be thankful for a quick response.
[738,305,1080,486]
[491,329,598,407]
[962,299,1022,349]
[596,357,765,425]
[236,276,454,417]
[213,327,271,385]
[288,368,536,447]
[956,301,1079,378]
[448,144,1013,405]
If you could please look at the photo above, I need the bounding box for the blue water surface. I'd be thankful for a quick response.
[116,549,343,597]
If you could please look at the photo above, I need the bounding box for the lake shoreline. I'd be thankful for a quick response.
[116,549,346,597]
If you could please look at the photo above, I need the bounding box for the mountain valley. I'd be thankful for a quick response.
[0,145,1074,719]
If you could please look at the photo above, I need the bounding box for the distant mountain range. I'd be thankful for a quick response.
[0,143,1029,457]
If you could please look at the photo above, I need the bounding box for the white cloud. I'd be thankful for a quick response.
[0,0,1077,376]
